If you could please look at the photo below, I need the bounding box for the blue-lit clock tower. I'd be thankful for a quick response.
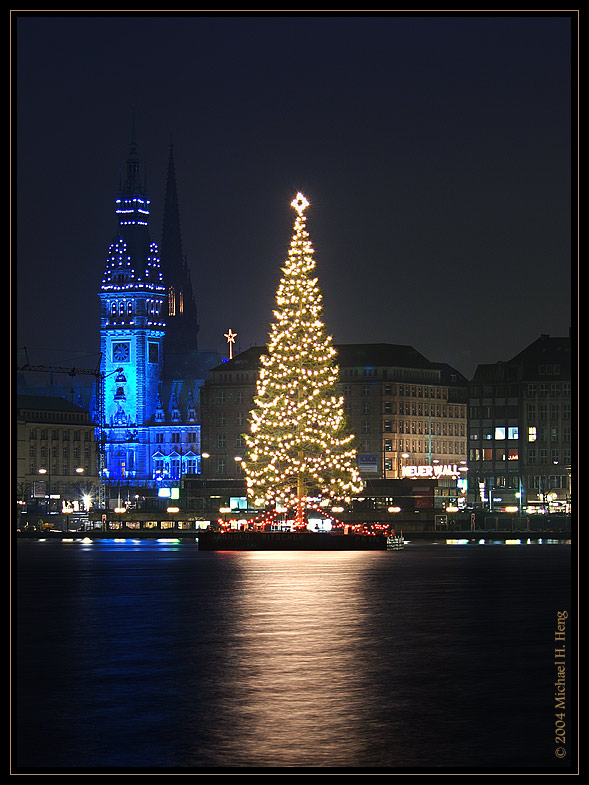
[99,126,167,482]
[97,125,220,492]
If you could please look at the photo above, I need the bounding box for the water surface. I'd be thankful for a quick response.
[15,539,573,771]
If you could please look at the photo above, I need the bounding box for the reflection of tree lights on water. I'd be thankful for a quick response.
[207,551,381,767]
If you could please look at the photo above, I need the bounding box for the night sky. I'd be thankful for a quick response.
[14,12,575,380]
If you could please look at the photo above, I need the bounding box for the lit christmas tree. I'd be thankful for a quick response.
[242,192,364,526]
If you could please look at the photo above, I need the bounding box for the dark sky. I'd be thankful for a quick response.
[14,12,574,380]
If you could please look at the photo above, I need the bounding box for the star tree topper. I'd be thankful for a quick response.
[291,192,310,216]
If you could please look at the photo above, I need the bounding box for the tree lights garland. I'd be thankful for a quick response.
[242,193,364,524]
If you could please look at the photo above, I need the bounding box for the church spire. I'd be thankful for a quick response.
[161,143,200,358]
[122,110,144,196]
[161,144,183,280]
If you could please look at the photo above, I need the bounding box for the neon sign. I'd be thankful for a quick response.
[402,464,459,479]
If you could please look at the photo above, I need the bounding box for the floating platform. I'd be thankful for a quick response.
[198,531,392,550]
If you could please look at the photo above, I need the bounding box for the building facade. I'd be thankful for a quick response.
[467,333,572,513]
[16,395,99,516]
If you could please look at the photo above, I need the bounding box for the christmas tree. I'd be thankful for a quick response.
[242,192,364,526]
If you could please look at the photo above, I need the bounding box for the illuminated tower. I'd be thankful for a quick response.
[161,144,200,360]
[98,125,167,482]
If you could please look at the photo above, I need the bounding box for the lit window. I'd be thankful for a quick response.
[528,427,537,442]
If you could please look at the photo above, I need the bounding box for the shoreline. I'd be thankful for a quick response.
[16,528,572,549]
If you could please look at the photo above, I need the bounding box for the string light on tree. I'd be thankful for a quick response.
[242,192,364,528]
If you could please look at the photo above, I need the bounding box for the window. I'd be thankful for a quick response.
[153,456,167,478]
[508,427,519,440]
[148,342,159,363]
[495,427,506,440]
[170,457,181,480]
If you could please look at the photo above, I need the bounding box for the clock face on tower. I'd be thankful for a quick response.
[112,342,130,362]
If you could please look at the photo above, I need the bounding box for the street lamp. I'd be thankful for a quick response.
[37,467,55,513]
